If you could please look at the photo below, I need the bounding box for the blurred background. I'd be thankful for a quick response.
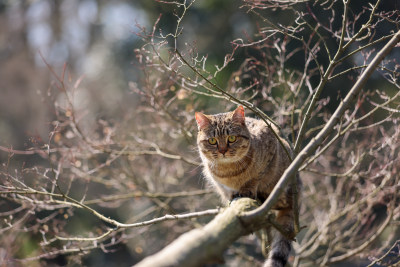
[0,1,261,266]
[0,0,399,266]
[0,0,250,152]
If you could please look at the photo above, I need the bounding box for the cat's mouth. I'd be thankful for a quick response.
[213,151,238,162]
[219,154,228,159]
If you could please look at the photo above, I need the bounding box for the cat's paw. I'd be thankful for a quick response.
[229,193,242,205]
[231,191,256,200]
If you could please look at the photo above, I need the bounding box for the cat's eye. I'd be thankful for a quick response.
[228,135,237,143]
[208,138,217,145]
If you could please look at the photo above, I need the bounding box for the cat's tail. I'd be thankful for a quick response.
[264,209,293,267]
[264,232,291,267]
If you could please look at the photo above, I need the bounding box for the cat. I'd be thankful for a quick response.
[195,105,299,267]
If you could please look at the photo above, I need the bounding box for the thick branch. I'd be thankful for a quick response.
[134,198,265,267]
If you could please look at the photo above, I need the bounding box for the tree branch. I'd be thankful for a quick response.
[241,29,400,223]
[134,198,266,267]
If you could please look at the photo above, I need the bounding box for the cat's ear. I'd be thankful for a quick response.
[195,112,210,130]
[232,105,245,125]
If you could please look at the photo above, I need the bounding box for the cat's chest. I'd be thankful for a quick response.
[206,162,258,190]
[218,182,238,195]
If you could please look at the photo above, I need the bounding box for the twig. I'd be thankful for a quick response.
[175,49,293,161]
[367,240,400,267]
[328,209,393,264]
[241,28,400,222]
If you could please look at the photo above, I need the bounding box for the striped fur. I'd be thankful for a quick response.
[195,106,300,267]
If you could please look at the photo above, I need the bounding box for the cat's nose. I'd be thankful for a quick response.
[218,146,228,155]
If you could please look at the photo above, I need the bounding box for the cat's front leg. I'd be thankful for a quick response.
[231,178,259,200]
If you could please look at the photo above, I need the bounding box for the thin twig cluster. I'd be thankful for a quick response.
[1,0,399,266]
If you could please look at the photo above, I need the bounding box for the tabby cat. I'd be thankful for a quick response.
[195,105,299,267]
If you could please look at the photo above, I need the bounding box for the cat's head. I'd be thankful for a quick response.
[195,106,251,163]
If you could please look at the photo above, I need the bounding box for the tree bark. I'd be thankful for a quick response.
[134,198,266,267]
